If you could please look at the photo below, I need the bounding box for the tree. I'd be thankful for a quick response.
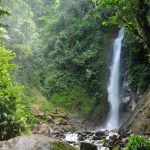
[38,0,114,117]
[95,0,150,91]
[0,5,33,140]
[97,0,150,51]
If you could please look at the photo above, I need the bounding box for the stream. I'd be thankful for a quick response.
[63,129,129,150]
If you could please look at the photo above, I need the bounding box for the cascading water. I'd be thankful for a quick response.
[106,29,124,130]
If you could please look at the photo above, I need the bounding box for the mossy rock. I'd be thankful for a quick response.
[103,139,110,147]
[80,142,97,150]
[52,141,77,150]
[0,135,77,150]
[112,145,121,150]
[53,118,67,125]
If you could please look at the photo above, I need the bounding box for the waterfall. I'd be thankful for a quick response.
[106,29,124,130]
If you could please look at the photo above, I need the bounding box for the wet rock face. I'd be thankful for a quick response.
[80,142,98,150]
[122,96,130,104]
[0,135,76,150]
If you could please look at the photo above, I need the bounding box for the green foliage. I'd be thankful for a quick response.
[2,0,150,133]
[0,6,9,27]
[1,0,113,118]
[30,88,55,114]
[128,63,150,91]
[123,34,150,91]
[125,135,150,150]
[0,3,35,140]
[2,0,43,88]
[0,8,9,17]
[52,141,77,150]
[40,4,114,107]
[0,47,35,140]
[34,0,114,116]
[112,145,121,150]
[96,0,147,44]
[95,0,150,91]
[7,0,150,125]
[51,86,92,114]
[4,0,150,124]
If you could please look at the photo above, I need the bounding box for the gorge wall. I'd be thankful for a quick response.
[119,36,150,134]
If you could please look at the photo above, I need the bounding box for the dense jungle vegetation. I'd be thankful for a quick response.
[0,0,150,140]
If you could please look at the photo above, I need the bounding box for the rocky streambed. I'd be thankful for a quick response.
[0,130,130,150]
[32,111,132,150]
[3,110,147,150]
[63,129,130,150]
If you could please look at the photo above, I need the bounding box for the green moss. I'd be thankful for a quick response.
[112,145,121,150]
[103,139,109,147]
[25,88,55,114]
[52,141,77,150]
[80,142,97,150]
[89,100,108,121]
[51,86,92,114]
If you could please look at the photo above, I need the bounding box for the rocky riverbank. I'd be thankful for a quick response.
[7,89,148,150]
[30,106,150,150]
[32,111,131,150]
[0,135,76,150]
[0,110,149,150]
[0,130,132,150]
[33,110,94,138]
[63,130,131,150]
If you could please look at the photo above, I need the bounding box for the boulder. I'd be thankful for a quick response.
[121,137,128,146]
[78,136,85,141]
[53,118,67,125]
[95,131,105,137]
[80,142,98,150]
[83,131,93,135]
[92,136,101,140]
[50,112,68,120]
[123,96,130,104]
[38,123,49,135]
[0,134,76,150]
[112,145,121,150]
[48,116,54,123]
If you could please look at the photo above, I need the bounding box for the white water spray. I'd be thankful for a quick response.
[106,29,124,130]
